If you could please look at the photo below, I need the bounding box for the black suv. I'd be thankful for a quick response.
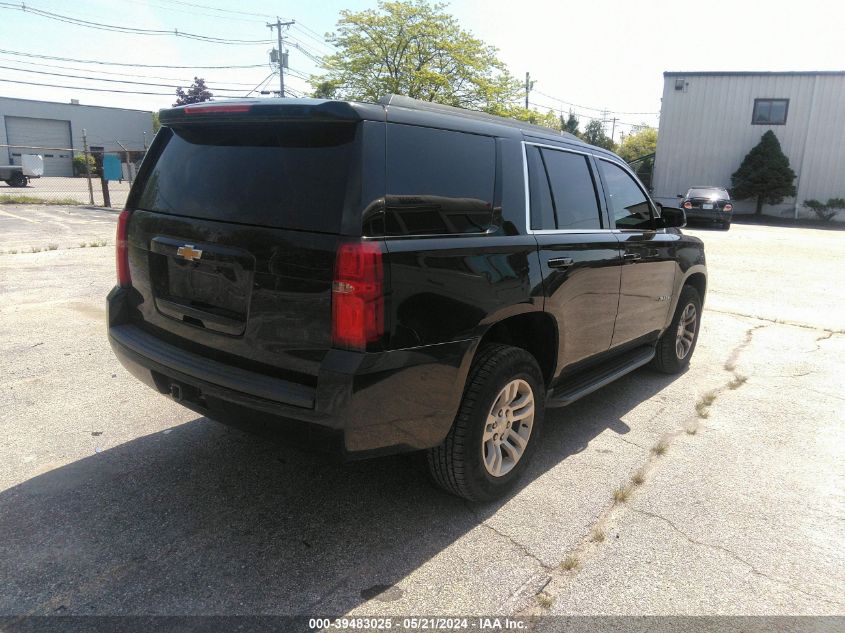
[108,95,706,501]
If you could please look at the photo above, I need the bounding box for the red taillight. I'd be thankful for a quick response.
[184,103,252,115]
[332,241,384,350]
[683,201,692,209]
[116,208,131,287]
[724,203,733,212]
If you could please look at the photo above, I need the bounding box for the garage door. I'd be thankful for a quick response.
[5,116,73,177]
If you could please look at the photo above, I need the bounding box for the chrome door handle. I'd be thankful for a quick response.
[622,253,642,262]
[548,256,574,269]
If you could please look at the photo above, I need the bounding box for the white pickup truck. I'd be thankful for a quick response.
[1,154,44,187]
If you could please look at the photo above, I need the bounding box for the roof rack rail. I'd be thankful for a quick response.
[378,94,581,142]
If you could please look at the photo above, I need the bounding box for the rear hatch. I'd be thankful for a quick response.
[123,100,383,387]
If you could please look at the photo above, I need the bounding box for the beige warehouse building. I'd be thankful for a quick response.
[651,71,845,219]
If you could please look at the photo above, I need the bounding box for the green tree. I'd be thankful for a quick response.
[488,105,560,131]
[561,112,580,136]
[312,0,521,110]
[312,80,340,99]
[174,77,213,107]
[803,197,845,221]
[151,112,160,133]
[580,119,615,151]
[731,130,796,215]
[617,126,657,162]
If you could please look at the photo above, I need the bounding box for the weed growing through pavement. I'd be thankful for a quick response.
[589,528,605,543]
[536,592,554,608]
[613,485,631,504]
[728,374,748,389]
[560,555,579,571]
[651,439,669,456]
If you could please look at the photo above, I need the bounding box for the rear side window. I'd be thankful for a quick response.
[381,124,495,236]
[527,145,602,230]
[134,122,358,232]
[540,148,602,230]
[599,160,653,229]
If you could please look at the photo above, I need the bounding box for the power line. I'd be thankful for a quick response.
[0,2,275,45]
[121,0,266,24]
[0,56,267,86]
[0,64,262,92]
[0,47,267,69]
[532,89,659,116]
[149,0,276,19]
[0,75,264,97]
[244,72,276,97]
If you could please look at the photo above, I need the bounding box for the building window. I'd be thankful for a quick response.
[752,99,789,125]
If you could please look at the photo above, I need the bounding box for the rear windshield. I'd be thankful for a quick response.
[688,188,729,200]
[135,122,358,232]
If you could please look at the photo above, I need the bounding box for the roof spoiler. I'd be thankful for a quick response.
[159,98,363,125]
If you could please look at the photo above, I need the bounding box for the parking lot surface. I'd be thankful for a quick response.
[0,206,842,617]
[1,176,131,208]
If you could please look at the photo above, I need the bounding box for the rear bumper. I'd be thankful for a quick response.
[686,209,731,223]
[107,287,473,457]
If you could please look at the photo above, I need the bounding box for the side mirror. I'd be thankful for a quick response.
[656,206,686,229]
[676,194,684,198]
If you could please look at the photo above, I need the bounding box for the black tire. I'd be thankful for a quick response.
[721,220,731,230]
[427,344,545,502]
[8,172,27,187]
[650,285,702,374]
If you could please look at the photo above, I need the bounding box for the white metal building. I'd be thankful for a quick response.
[651,71,845,218]
[0,97,153,177]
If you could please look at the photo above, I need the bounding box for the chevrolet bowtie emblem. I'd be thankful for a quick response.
[176,244,203,261]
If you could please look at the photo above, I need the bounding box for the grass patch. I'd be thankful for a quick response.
[728,374,748,390]
[695,400,711,419]
[631,469,646,486]
[88,240,107,248]
[651,439,669,456]
[685,422,699,435]
[536,592,554,608]
[724,360,737,372]
[560,555,579,571]
[589,528,605,543]
[47,243,58,251]
[30,246,41,253]
[700,390,718,406]
[8,249,17,254]
[79,241,87,248]
[613,485,632,504]
[0,195,83,205]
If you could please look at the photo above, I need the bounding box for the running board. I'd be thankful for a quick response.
[546,346,656,408]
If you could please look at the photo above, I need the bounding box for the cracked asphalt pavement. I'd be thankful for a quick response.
[0,206,842,617]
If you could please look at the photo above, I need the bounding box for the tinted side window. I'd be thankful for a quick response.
[600,160,653,229]
[383,124,495,236]
[526,145,555,230]
[541,148,602,230]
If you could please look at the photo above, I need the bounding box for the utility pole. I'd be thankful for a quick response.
[610,117,618,143]
[524,72,533,109]
[267,17,295,97]
[82,129,94,206]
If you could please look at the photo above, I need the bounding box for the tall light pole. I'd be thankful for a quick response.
[267,18,295,97]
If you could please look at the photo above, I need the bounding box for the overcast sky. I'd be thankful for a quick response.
[0,0,842,139]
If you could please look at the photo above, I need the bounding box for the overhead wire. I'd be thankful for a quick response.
[0,56,268,86]
[0,2,275,45]
[0,64,265,92]
[0,48,267,69]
